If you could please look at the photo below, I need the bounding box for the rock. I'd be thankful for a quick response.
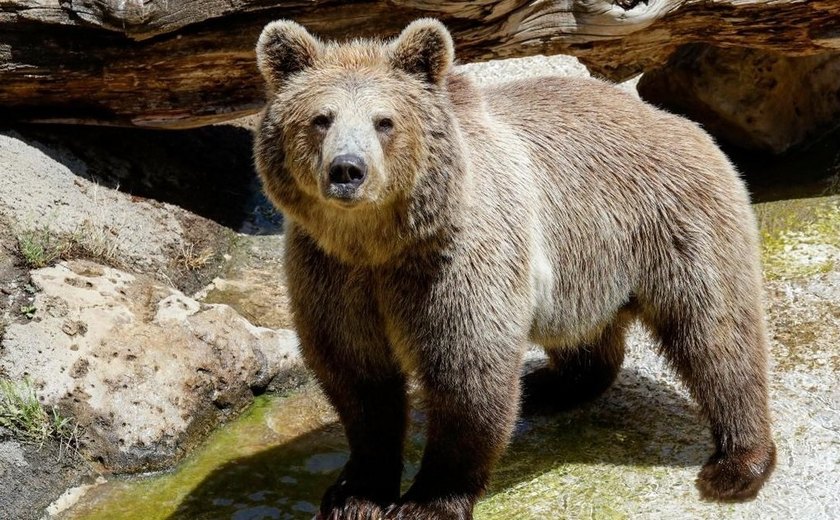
[0,439,26,469]
[0,123,264,231]
[0,124,275,294]
[0,260,302,473]
[44,476,107,518]
[0,130,198,276]
[638,45,840,153]
[199,276,293,331]
[458,55,591,88]
[197,234,293,330]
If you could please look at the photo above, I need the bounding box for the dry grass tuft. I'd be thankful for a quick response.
[175,242,214,271]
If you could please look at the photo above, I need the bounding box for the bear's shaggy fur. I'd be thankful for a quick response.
[254,19,776,519]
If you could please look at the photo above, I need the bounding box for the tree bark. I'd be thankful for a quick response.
[1,1,839,128]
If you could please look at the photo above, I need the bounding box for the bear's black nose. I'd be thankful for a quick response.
[328,154,367,186]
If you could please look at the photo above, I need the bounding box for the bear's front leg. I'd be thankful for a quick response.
[387,340,524,519]
[314,372,408,520]
[286,231,408,519]
[303,338,408,520]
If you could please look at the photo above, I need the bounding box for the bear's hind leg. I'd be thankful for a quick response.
[646,296,776,501]
[522,317,629,414]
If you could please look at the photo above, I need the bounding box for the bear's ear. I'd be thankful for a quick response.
[390,19,454,85]
[256,20,322,90]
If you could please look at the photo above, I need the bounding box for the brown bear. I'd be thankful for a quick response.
[254,19,776,519]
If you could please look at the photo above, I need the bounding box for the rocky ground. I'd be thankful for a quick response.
[0,53,838,519]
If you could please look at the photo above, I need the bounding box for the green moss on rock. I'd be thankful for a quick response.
[755,196,840,280]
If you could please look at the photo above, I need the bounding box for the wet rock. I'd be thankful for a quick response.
[45,477,107,518]
[639,45,840,153]
[0,259,302,473]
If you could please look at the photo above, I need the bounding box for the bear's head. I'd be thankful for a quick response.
[254,19,467,264]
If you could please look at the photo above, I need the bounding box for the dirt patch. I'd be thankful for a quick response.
[0,431,94,520]
[170,211,238,297]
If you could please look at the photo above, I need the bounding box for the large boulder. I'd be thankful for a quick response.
[0,260,302,472]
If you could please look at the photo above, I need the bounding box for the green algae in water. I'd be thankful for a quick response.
[65,389,346,520]
[65,386,428,520]
[65,372,712,520]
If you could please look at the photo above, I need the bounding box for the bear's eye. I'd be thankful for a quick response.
[312,114,332,131]
[375,118,394,133]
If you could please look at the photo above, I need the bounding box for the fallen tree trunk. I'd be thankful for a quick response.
[1,1,839,129]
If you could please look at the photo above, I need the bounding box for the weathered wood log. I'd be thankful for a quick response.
[1,1,839,129]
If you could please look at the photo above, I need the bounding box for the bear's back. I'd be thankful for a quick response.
[447,72,752,233]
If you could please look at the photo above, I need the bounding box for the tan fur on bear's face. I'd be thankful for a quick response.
[267,61,421,206]
[255,20,460,264]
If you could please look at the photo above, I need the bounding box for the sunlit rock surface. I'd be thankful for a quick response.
[1,260,301,474]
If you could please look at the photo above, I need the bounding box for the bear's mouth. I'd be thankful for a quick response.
[321,182,366,207]
[320,176,369,207]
